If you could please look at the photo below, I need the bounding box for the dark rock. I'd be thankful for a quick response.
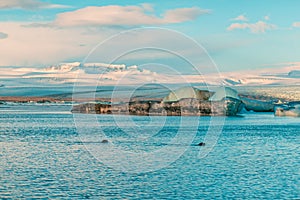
[198,142,205,146]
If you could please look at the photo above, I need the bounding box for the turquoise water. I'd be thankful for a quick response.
[0,105,299,199]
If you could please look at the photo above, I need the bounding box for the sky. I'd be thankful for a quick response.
[0,0,300,73]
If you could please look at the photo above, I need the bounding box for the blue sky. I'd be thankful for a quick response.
[0,0,300,73]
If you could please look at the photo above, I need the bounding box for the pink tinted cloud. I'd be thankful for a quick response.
[54,5,209,27]
[292,22,300,27]
[231,14,248,21]
[227,21,276,34]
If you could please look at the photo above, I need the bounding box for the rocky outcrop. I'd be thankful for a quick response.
[72,97,243,116]
[71,103,112,114]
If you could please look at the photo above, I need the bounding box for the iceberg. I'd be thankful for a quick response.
[163,87,212,102]
[209,87,239,101]
[288,70,300,78]
[241,98,274,112]
[72,87,244,116]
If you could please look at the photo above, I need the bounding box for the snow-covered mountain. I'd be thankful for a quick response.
[219,63,300,86]
[0,62,300,89]
[222,75,300,86]
[0,62,180,87]
[0,62,299,100]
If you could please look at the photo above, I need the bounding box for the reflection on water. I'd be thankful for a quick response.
[0,105,299,199]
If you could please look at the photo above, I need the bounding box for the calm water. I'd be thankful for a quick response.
[0,104,299,199]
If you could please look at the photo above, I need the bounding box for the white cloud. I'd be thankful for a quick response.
[0,21,215,72]
[0,32,8,39]
[163,7,210,23]
[231,14,248,21]
[140,3,154,12]
[0,0,69,10]
[292,22,300,27]
[227,21,277,34]
[0,5,210,66]
[264,15,270,21]
[53,5,209,27]
[0,22,113,66]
